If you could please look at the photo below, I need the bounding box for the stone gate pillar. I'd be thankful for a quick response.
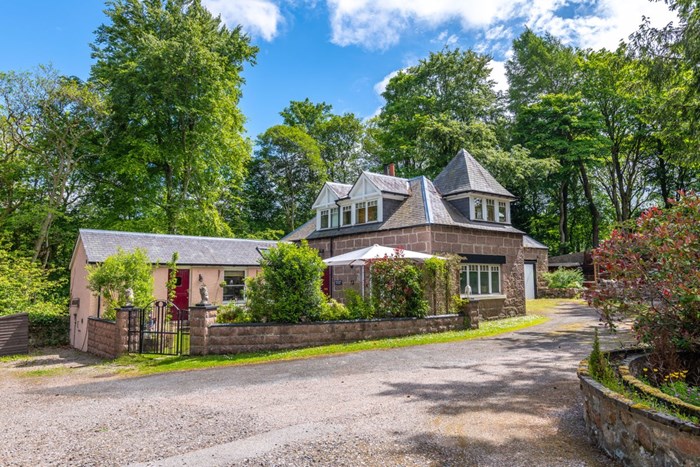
[189,305,217,355]
[114,307,132,356]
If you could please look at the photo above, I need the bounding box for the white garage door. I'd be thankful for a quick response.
[524,263,536,299]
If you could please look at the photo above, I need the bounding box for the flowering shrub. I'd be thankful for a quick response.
[368,249,429,318]
[589,193,700,372]
[245,241,326,323]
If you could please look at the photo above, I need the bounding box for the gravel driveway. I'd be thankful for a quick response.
[0,303,625,466]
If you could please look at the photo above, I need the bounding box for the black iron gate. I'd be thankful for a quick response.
[127,300,190,355]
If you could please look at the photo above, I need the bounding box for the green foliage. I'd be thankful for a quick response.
[319,299,352,321]
[215,303,252,324]
[90,0,257,234]
[422,255,462,314]
[591,193,700,368]
[85,248,154,319]
[542,267,584,289]
[375,48,500,178]
[368,253,429,318]
[0,246,66,318]
[247,125,325,233]
[28,308,70,347]
[166,252,179,303]
[588,329,619,387]
[0,245,68,346]
[245,241,326,323]
[343,289,375,320]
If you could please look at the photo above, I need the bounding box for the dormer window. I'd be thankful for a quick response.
[367,200,378,222]
[474,198,483,220]
[486,199,495,222]
[356,202,367,224]
[342,205,352,225]
[498,202,507,223]
[318,207,339,230]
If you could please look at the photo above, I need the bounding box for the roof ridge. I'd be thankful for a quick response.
[79,229,279,244]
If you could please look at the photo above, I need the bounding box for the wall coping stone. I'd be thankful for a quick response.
[210,314,462,328]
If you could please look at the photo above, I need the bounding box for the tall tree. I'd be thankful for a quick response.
[0,67,106,266]
[90,0,257,235]
[507,30,586,252]
[376,48,499,178]
[248,125,324,233]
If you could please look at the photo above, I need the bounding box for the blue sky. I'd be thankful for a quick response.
[0,0,677,139]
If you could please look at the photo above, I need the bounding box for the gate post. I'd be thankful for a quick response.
[189,304,217,355]
[114,307,132,356]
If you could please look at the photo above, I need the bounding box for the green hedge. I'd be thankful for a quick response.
[29,311,70,347]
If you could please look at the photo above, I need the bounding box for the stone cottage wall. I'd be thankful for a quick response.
[431,225,525,317]
[524,246,549,291]
[307,226,432,301]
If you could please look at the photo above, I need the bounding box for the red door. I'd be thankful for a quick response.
[170,269,190,320]
[322,267,331,297]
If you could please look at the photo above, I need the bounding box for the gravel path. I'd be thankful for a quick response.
[0,303,626,466]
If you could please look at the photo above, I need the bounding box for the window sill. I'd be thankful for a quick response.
[460,294,506,301]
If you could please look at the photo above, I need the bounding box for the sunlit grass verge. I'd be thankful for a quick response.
[112,314,548,376]
[526,298,585,314]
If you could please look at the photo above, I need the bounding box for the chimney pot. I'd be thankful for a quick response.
[388,163,395,177]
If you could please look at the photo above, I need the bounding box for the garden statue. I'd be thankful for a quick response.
[124,287,134,307]
[198,274,210,305]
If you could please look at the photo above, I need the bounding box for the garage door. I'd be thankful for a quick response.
[524,263,536,299]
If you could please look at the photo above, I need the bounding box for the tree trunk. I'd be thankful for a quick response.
[558,179,569,254]
[578,161,600,248]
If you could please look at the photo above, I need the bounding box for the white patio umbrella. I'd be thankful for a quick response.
[323,244,442,296]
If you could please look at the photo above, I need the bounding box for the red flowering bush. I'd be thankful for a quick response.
[589,193,700,371]
[368,249,429,318]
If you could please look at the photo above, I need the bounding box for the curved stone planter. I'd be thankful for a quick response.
[578,357,700,466]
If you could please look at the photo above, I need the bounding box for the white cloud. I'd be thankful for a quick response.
[489,60,508,92]
[373,70,401,96]
[203,0,284,41]
[325,0,678,53]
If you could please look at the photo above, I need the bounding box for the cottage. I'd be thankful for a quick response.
[284,149,548,319]
[69,230,277,351]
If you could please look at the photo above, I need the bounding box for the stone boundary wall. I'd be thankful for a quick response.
[578,360,700,466]
[205,314,470,355]
[539,287,581,299]
[87,317,118,359]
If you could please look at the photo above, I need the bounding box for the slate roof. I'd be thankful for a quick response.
[523,235,548,250]
[77,229,279,266]
[363,172,410,196]
[326,182,352,198]
[434,149,515,199]
[285,175,523,242]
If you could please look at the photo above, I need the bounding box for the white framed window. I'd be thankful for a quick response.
[330,207,339,228]
[498,201,507,223]
[320,209,330,229]
[460,264,501,295]
[356,201,367,224]
[367,200,378,222]
[486,199,495,222]
[223,270,246,302]
[342,205,352,225]
[474,198,483,220]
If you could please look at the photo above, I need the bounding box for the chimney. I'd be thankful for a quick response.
[387,162,395,177]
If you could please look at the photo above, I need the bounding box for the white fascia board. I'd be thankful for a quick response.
[348,173,381,199]
[311,184,339,209]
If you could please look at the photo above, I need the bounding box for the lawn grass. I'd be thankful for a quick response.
[112,313,549,376]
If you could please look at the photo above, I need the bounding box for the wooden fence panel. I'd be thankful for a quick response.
[0,313,29,356]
